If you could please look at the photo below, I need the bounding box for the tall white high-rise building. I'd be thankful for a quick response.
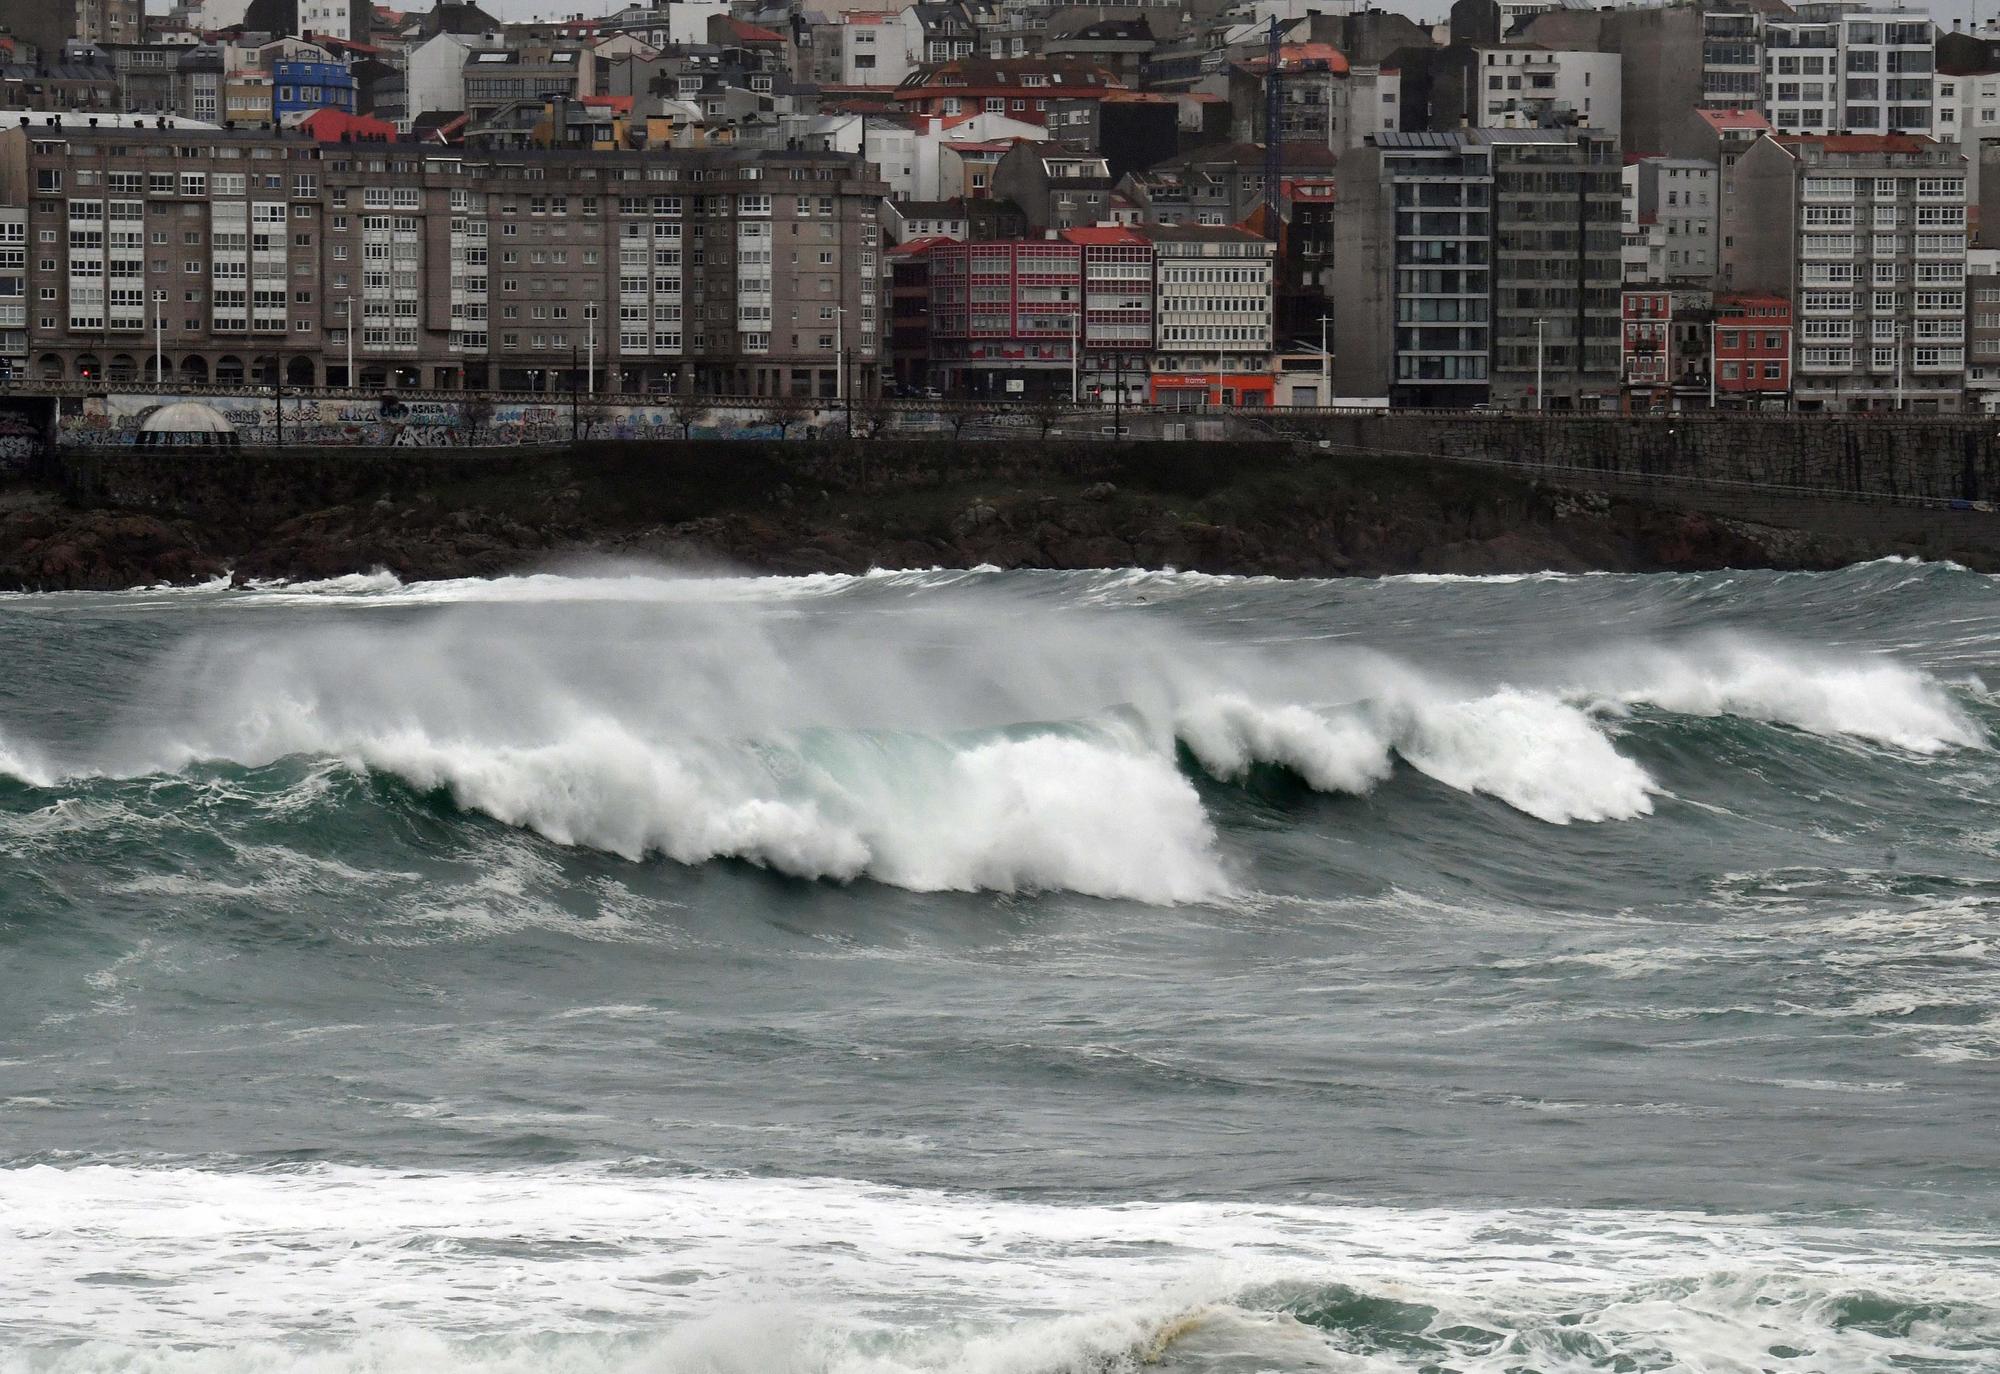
[1764,1,1941,135]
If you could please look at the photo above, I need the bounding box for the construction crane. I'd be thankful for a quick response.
[1263,14,1283,235]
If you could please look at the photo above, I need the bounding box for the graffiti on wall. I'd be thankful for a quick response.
[53,394,837,449]
[0,408,41,469]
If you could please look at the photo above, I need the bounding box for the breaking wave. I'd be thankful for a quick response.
[1577,636,1986,754]
[0,568,1984,899]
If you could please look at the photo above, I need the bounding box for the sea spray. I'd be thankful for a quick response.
[0,567,1986,896]
[1176,694,1395,796]
[1392,689,1658,824]
[1571,634,1988,754]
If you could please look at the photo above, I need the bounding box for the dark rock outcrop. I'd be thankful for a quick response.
[0,437,1976,592]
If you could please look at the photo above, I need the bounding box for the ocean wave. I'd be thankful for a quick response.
[2,1164,1994,1372]
[1176,690,1655,824]
[1578,636,1987,754]
[230,564,1011,609]
[336,719,1225,903]
[0,732,57,791]
[0,570,1987,895]
[1177,693,1394,796]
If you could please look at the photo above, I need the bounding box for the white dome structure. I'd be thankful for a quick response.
[137,402,239,448]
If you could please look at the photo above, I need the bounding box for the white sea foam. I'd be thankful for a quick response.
[1578,636,1987,754]
[232,564,999,609]
[0,1164,1992,1373]
[1395,689,1658,824]
[244,569,406,595]
[1176,694,1394,795]
[1175,688,1656,824]
[4,567,1985,891]
[0,731,57,790]
[323,719,1224,902]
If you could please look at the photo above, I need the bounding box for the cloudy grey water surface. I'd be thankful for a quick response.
[1,560,1997,1373]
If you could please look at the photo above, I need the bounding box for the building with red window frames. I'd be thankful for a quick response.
[925,227,1153,399]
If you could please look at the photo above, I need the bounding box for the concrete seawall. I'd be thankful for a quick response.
[1283,412,2000,507]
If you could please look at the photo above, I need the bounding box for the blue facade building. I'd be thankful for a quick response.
[272,59,356,120]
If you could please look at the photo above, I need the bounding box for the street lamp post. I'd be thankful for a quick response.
[834,304,845,404]
[1709,319,1717,411]
[1113,350,1122,437]
[1070,305,1080,404]
[1535,317,1546,411]
[1895,321,1906,412]
[345,296,355,392]
[1318,311,1332,407]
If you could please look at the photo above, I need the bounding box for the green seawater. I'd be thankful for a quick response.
[0,560,1996,1372]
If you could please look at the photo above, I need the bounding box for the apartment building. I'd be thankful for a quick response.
[1070,226,1152,407]
[1487,126,1623,411]
[462,49,583,125]
[1234,42,1367,152]
[922,226,1269,404]
[1724,131,1967,412]
[177,48,224,124]
[0,205,23,379]
[991,146,1112,232]
[1139,224,1274,407]
[1764,3,1939,135]
[891,57,1120,129]
[224,70,275,125]
[1470,46,1620,135]
[839,13,914,87]
[272,58,357,120]
[1943,64,2000,202]
[1625,157,1718,283]
[1331,130,1493,409]
[77,0,143,47]
[922,230,1156,401]
[1620,285,1712,412]
[1515,4,1702,170]
[926,237,1088,398]
[1713,292,1793,407]
[1965,246,2000,411]
[1702,6,1765,111]
[0,124,887,397]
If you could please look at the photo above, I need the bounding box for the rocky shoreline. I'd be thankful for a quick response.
[0,439,1979,592]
